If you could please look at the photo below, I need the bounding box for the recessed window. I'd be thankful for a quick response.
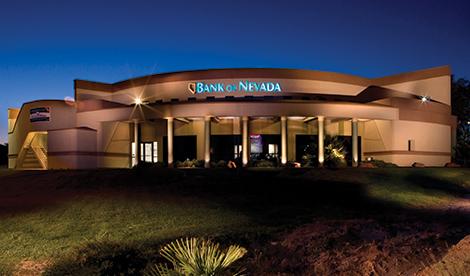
[408,139,415,151]
[153,142,158,161]
[268,144,278,155]
[234,144,242,159]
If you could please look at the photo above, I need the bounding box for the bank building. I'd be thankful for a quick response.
[8,66,456,169]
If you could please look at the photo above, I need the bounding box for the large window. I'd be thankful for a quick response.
[132,141,158,165]
[234,144,242,159]
[268,144,278,156]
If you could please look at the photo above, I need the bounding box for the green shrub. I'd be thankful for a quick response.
[175,159,204,168]
[325,156,347,168]
[216,160,227,168]
[253,159,275,167]
[324,136,347,168]
[133,161,166,169]
[144,237,247,276]
[366,159,398,168]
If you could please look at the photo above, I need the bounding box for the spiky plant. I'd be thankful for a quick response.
[145,237,247,276]
[324,136,347,168]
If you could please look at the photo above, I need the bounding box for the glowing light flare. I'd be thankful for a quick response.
[420,96,431,103]
[134,97,143,105]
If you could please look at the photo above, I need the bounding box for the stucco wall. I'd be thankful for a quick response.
[363,120,451,166]
[8,100,76,168]
[48,128,97,169]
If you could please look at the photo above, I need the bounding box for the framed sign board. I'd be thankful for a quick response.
[30,107,50,122]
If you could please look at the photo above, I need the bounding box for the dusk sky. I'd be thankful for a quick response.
[1,0,469,143]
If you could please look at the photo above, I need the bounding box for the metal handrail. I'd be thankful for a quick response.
[30,134,47,169]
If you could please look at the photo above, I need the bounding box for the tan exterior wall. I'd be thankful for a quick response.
[211,118,241,135]
[363,120,451,166]
[8,100,77,168]
[48,128,97,169]
[77,78,367,105]
[382,75,451,106]
[100,121,131,168]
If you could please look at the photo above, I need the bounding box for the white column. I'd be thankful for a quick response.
[281,116,287,165]
[133,119,140,166]
[318,116,325,167]
[242,116,249,167]
[167,117,174,167]
[352,118,359,167]
[204,116,211,168]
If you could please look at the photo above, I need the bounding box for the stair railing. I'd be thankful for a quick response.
[30,134,48,169]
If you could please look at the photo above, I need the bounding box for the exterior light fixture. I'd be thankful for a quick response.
[420,96,431,103]
[134,97,143,105]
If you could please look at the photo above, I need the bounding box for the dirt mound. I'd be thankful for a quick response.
[247,219,466,275]
[14,260,50,276]
[417,235,470,276]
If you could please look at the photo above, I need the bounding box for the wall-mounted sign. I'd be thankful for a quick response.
[30,107,50,122]
[250,134,263,153]
[188,81,282,94]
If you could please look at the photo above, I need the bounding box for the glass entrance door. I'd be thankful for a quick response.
[132,141,158,165]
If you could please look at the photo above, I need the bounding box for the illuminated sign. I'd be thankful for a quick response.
[188,81,282,94]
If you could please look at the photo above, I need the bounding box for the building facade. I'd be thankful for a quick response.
[8,66,456,169]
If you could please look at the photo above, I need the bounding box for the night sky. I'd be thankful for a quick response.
[1,0,470,143]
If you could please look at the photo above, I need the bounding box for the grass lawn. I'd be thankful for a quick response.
[0,167,468,274]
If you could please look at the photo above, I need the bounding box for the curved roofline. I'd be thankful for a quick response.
[74,65,451,93]
[8,99,75,134]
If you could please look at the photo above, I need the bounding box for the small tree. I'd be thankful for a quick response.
[324,136,347,168]
[451,77,470,166]
[0,143,7,166]
[454,124,470,166]
[301,135,347,168]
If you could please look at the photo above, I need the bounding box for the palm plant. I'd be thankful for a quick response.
[145,237,247,276]
[324,135,347,168]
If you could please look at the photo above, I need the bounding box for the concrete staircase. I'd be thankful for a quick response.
[20,148,43,169]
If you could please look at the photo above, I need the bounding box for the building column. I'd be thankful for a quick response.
[352,118,359,167]
[204,116,211,168]
[133,119,140,166]
[242,116,249,167]
[167,117,174,167]
[317,116,325,167]
[281,116,287,165]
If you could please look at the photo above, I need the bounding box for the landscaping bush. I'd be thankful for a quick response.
[301,135,348,168]
[300,152,316,167]
[215,160,227,168]
[363,159,399,168]
[0,143,7,167]
[175,159,204,168]
[144,237,247,276]
[133,161,165,170]
[325,156,347,168]
[253,159,276,168]
[324,136,347,168]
